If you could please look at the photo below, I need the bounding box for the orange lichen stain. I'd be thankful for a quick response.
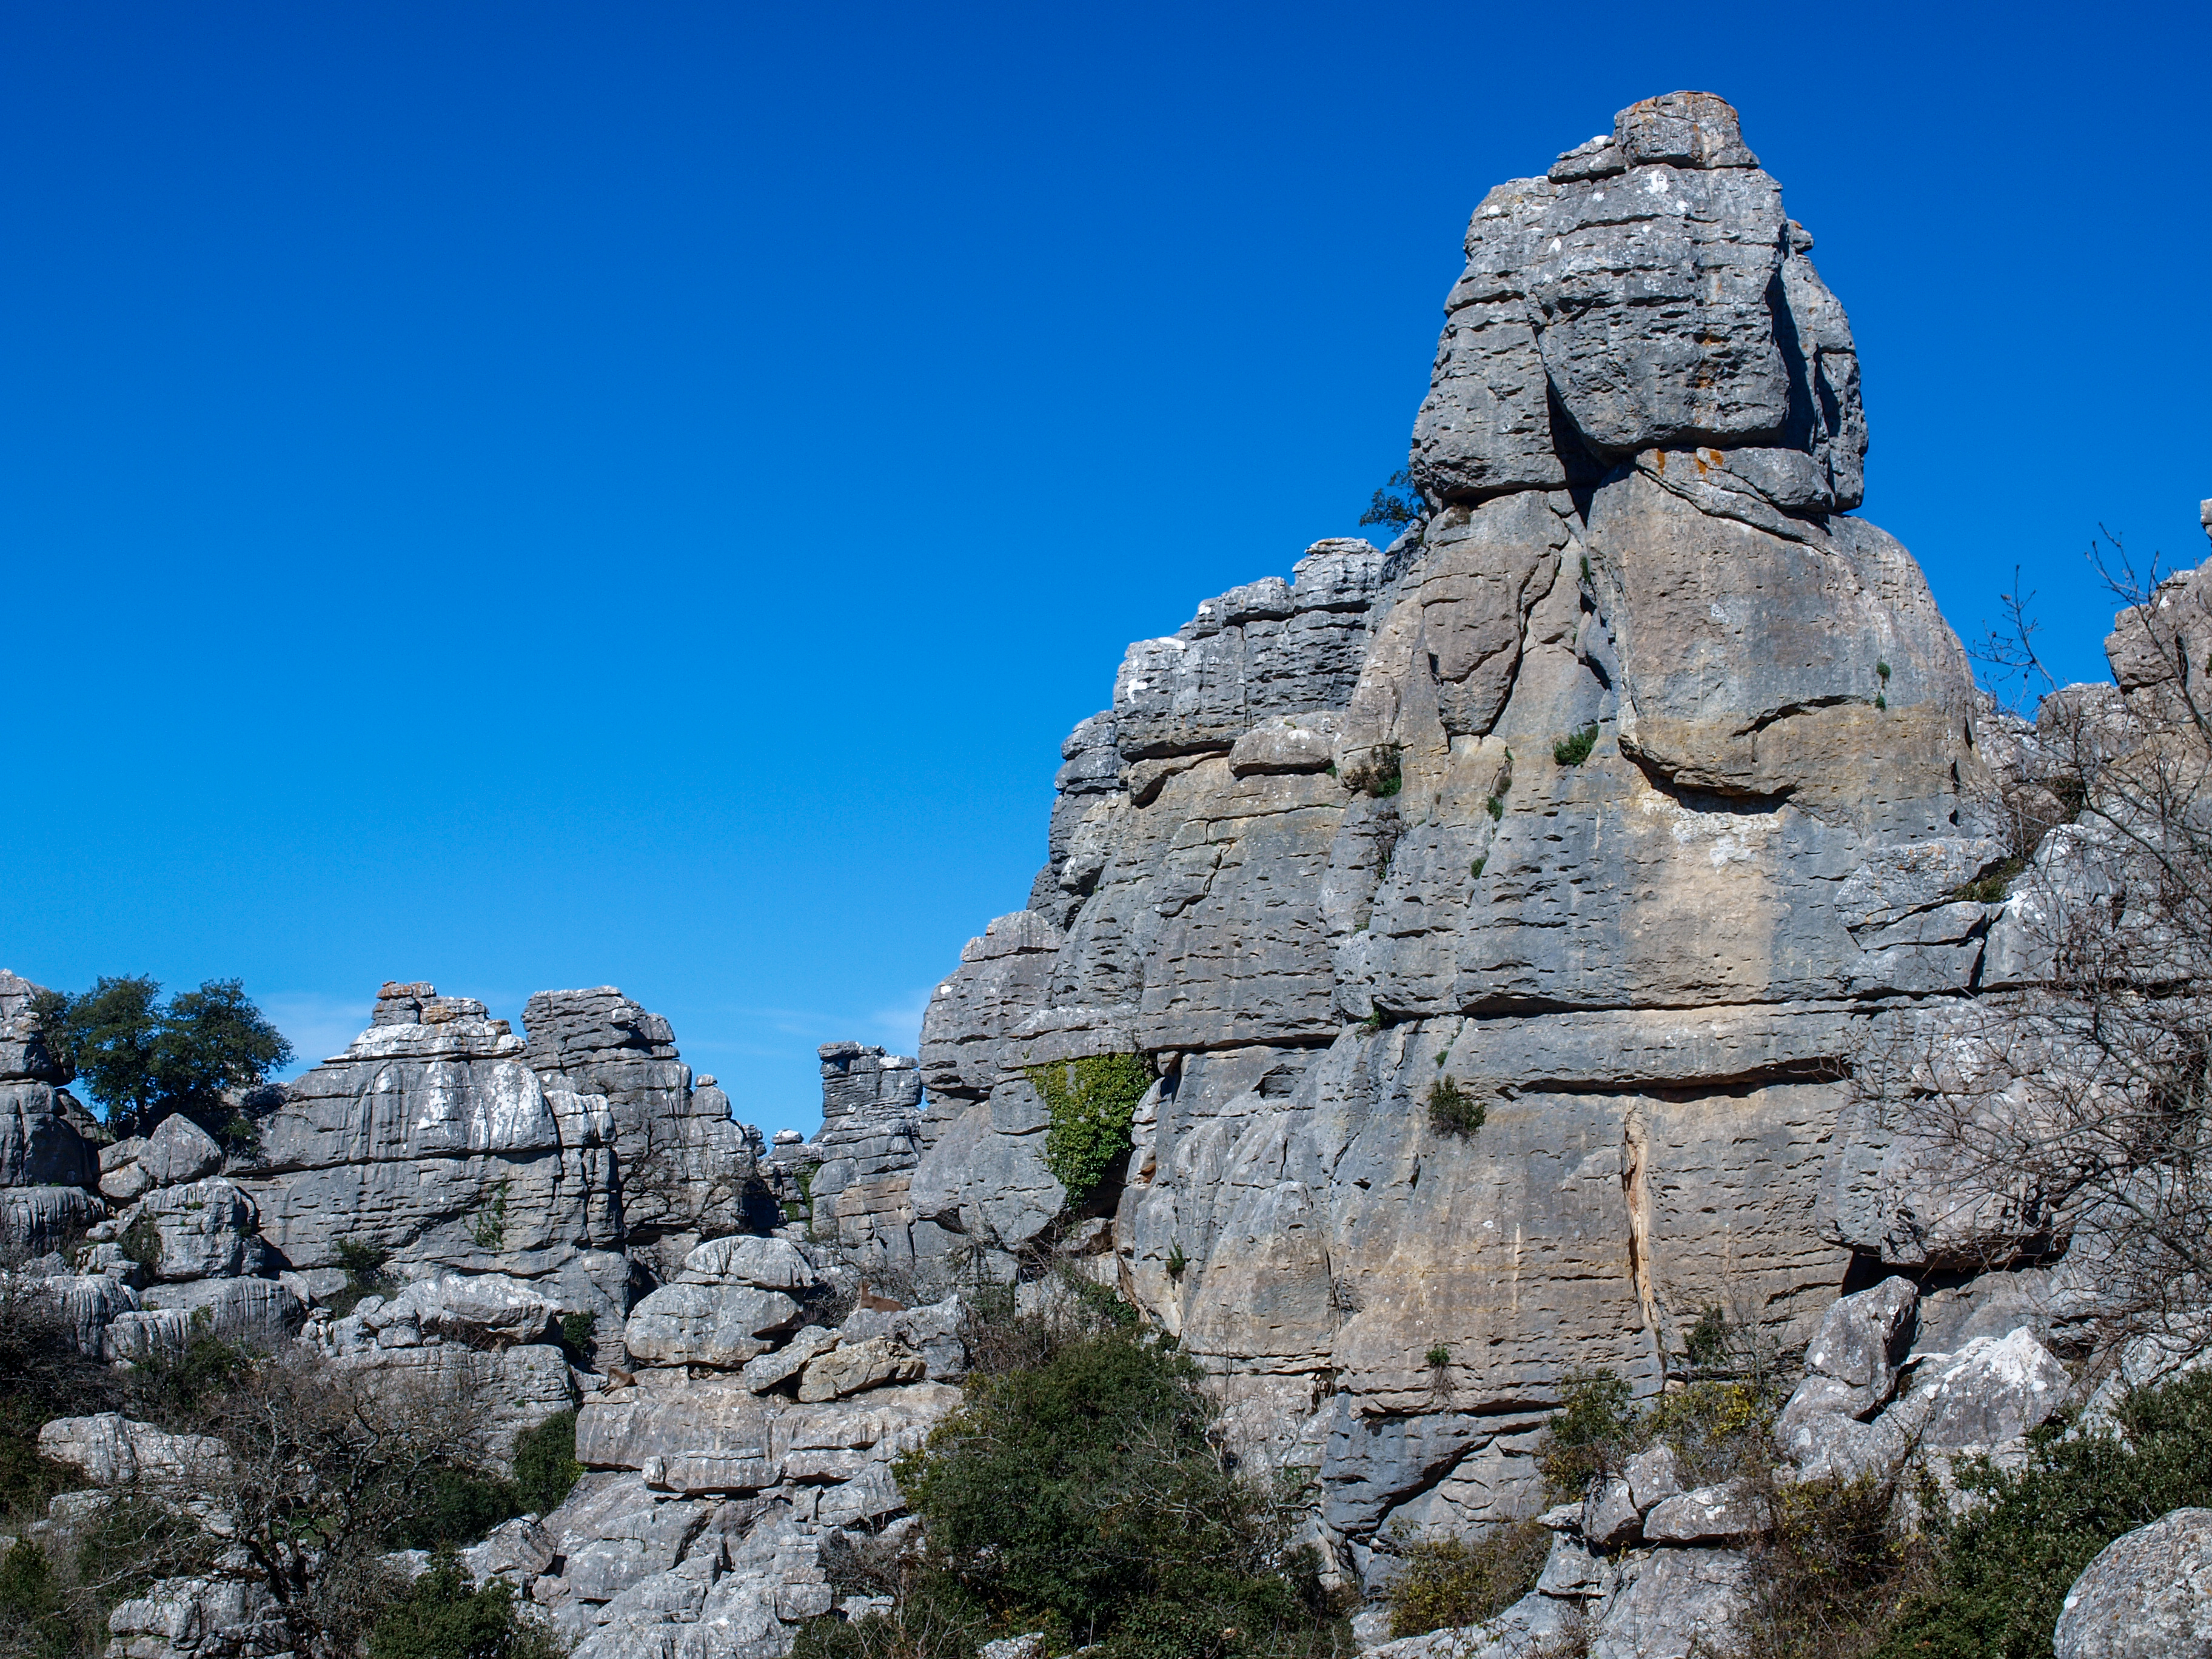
[1694,453,1709,475]
[1652,449,1666,475]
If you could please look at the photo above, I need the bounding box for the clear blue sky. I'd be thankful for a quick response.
[4,2,2207,1136]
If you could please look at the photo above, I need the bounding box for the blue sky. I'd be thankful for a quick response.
[4,2,2207,1136]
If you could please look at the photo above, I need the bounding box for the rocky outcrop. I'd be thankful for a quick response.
[878,90,2003,1584]
[0,969,104,1249]
[523,987,776,1272]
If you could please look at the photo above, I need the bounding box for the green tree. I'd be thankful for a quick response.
[1359,468,1425,538]
[33,976,292,1146]
[889,1321,1339,1659]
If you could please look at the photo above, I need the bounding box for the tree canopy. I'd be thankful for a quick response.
[31,976,292,1147]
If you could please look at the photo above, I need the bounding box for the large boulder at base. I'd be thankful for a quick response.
[2055,1507,2212,1659]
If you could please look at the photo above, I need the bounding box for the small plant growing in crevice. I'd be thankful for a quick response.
[1470,856,1486,878]
[1484,794,1505,821]
[558,1310,597,1361]
[1360,1008,1387,1034]
[1875,692,1888,711]
[1552,723,1598,766]
[471,1179,511,1250]
[119,1210,163,1272]
[1027,1051,1154,1204]
[1372,745,1404,799]
[1164,1241,1187,1277]
[1952,854,2026,904]
[1427,1076,1486,1136]
[1580,554,1592,583]
[1424,1344,1450,1370]
[1876,660,1891,683]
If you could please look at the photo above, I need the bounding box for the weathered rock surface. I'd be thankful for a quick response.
[2055,1507,2212,1659]
[828,93,2054,1620]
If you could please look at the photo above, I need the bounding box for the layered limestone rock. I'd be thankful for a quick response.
[891,89,2011,1582]
[523,986,777,1272]
[0,969,105,1250]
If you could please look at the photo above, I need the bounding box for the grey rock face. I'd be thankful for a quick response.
[850,95,2025,1627]
[2054,1507,2212,1659]
[1413,91,1862,514]
[0,969,67,1085]
[235,989,631,1326]
[523,985,766,1263]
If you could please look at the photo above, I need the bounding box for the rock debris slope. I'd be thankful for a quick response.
[893,89,2008,1573]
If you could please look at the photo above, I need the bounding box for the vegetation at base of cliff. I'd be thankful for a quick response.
[1552,724,1598,766]
[797,1286,1346,1659]
[1028,1053,1154,1204]
[0,1281,579,1659]
[1864,1367,2212,1659]
[1426,1077,1485,1138]
[1382,1520,1549,1640]
[1726,1470,1924,1659]
[366,1552,568,1659]
[28,975,292,1149]
[1535,1363,1783,1503]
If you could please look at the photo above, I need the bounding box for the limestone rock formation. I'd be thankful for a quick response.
[886,90,1997,1587]
[0,968,104,1249]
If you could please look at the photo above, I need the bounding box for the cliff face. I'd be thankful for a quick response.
[877,90,2015,1561]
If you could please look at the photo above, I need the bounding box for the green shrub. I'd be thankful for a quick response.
[1424,1346,1450,1370]
[382,1469,522,1552]
[1470,857,1486,878]
[127,1320,251,1422]
[471,1181,511,1250]
[1484,795,1505,822]
[1535,1369,1640,1500]
[0,1537,77,1659]
[1552,725,1598,766]
[1384,1520,1549,1639]
[118,1212,162,1272]
[1027,1053,1154,1204]
[1872,1369,2212,1659]
[557,1312,597,1361]
[1681,1305,1728,1372]
[367,1552,565,1659]
[513,1412,581,1517]
[1426,1078,1485,1138]
[890,1321,1344,1658]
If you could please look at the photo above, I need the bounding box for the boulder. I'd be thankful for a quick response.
[136,1114,224,1189]
[136,1179,266,1281]
[382,1272,558,1348]
[623,1283,803,1369]
[795,1336,927,1403]
[680,1235,818,1293]
[2054,1507,2212,1659]
[1640,1481,1763,1544]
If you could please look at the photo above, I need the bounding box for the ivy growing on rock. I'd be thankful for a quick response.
[1027,1053,1155,1204]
